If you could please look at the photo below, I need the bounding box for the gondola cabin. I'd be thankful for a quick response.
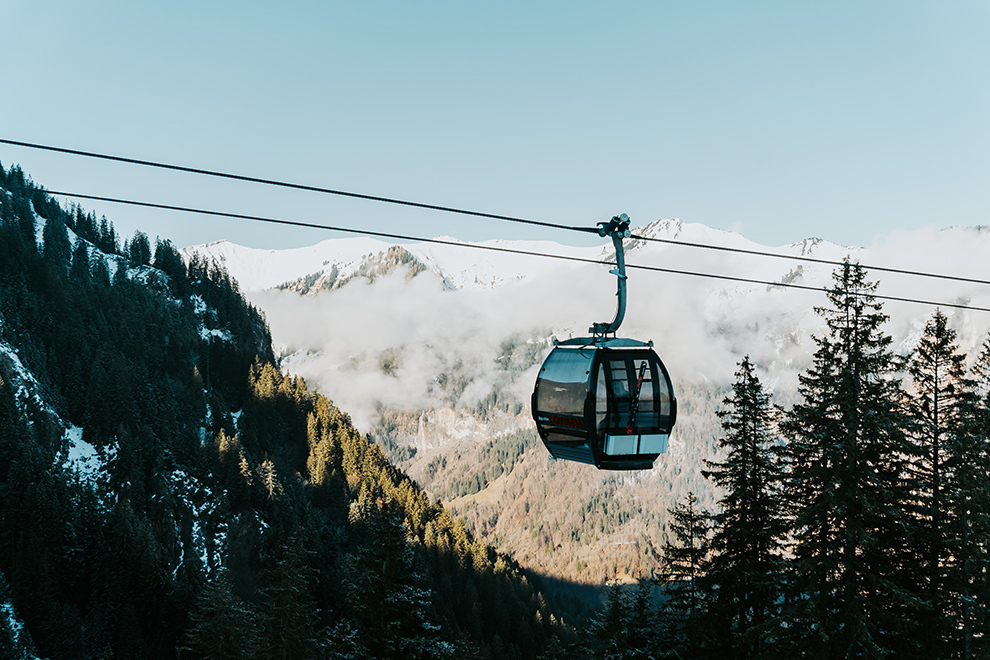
[532,213,677,470]
[532,337,676,470]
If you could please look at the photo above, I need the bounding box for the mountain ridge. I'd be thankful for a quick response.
[182,217,869,296]
[179,216,990,586]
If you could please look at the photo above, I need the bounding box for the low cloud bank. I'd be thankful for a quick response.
[247,225,990,432]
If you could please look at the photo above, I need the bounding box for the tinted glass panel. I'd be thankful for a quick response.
[595,364,608,434]
[610,360,630,393]
[536,348,593,415]
[638,380,655,412]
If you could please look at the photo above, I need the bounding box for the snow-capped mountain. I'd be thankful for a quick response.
[181,234,600,293]
[183,217,878,298]
[194,217,985,589]
[183,219,990,444]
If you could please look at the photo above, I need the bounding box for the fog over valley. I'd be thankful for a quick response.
[191,220,990,436]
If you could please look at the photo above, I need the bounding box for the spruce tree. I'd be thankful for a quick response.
[256,531,321,660]
[657,492,712,657]
[953,333,990,659]
[906,310,976,656]
[152,238,189,296]
[127,230,152,266]
[345,485,450,660]
[781,262,915,658]
[97,216,118,255]
[591,579,658,660]
[702,356,787,659]
[41,213,71,274]
[180,569,261,660]
[70,241,91,284]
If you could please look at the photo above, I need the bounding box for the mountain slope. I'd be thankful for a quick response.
[0,164,574,660]
[183,213,990,585]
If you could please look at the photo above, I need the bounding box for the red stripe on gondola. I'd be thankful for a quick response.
[548,414,586,430]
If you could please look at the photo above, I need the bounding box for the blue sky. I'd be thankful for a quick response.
[1,1,987,250]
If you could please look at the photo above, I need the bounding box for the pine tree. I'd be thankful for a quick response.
[905,310,975,655]
[41,213,71,274]
[152,238,190,296]
[954,333,990,659]
[591,580,658,660]
[657,492,712,657]
[323,618,366,660]
[97,216,118,254]
[702,356,787,659]
[180,569,261,660]
[345,485,451,660]
[256,532,321,660]
[70,241,91,284]
[127,230,152,266]
[781,262,915,658]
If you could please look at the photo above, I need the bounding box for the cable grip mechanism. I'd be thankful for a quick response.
[590,214,632,338]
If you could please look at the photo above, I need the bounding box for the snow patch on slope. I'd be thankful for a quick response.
[0,340,59,421]
[166,468,228,573]
[60,425,112,483]
[189,294,234,342]
[0,599,42,660]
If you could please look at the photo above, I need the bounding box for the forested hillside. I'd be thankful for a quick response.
[579,267,990,659]
[0,164,574,659]
[414,380,725,584]
[4,160,990,660]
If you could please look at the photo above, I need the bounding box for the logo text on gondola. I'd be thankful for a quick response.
[546,414,585,430]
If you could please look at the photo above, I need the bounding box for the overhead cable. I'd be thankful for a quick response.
[0,138,596,235]
[626,232,990,287]
[37,188,990,314]
[3,137,988,288]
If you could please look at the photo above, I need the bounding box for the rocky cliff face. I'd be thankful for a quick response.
[276,245,430,294]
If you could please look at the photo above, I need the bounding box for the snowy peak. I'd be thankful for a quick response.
[183,234,596,294]
[276,245,428,294]
[634,218,685,240]
[180,220,990,341]
[180,237,393,292]
[785,235,863,262]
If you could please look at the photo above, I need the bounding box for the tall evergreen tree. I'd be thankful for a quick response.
[69,241,91,284]
[97,216,118,255]
[345,485,451,660]
[153,238,190,296]
[906,310,976,656]
[180,569,261,660]
[591,580,658,660]
[127,230,152,266]
[41,213,71,274]
[256,532,321,660]
[656,492,712,658]
[953,333,990,659]
[702,356,787,659]
[781,262,915,658]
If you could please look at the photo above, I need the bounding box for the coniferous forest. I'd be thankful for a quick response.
[596,268,990,659]
[0,165,570,659]
[2,162,990,659]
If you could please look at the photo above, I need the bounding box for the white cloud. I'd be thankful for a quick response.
[244,225,990,433]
